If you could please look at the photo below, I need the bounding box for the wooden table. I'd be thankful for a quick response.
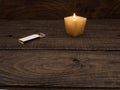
[0,20,120,90]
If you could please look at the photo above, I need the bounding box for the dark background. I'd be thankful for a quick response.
[0,0,120,19]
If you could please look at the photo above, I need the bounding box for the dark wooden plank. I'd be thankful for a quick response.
[1,87,119,90]
[0,87,119,90]
[0,50,120,87]
[76,0,120,19]
[0,20,120,50]
[0,0,120,19]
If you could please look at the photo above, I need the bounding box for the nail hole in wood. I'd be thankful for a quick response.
[7,35,13,37]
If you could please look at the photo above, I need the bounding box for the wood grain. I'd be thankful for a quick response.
[0,50,120,87]
[1,87,120,90]
[0,0,120,19]
[0,20,120,50]
[0,20,120,89]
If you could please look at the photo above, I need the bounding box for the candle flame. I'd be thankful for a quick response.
[73,13,76,21]
[73,13,76,18]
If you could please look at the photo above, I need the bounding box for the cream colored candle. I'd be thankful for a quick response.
[64,13,87,37]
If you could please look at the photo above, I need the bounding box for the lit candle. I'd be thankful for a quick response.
[64,13,87,37]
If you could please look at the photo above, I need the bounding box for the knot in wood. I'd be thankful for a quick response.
[72,58,80,63]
